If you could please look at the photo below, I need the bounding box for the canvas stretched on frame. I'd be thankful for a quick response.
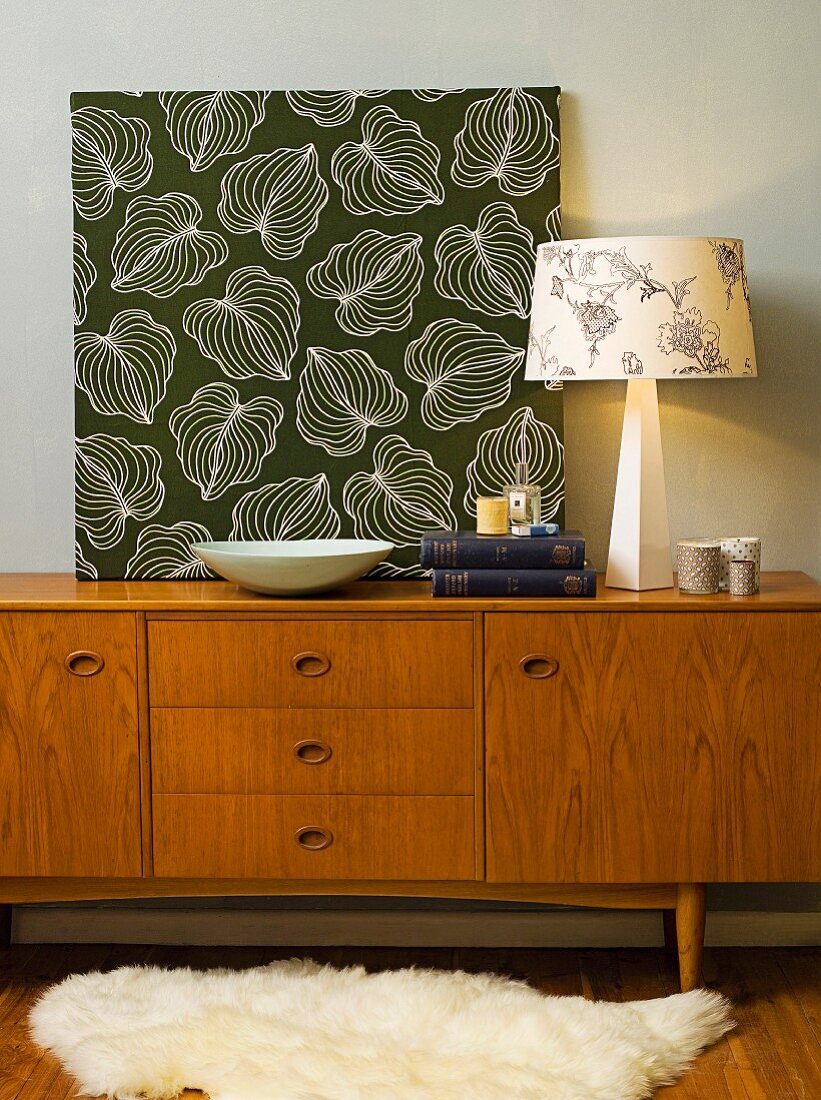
[72,87,563,579]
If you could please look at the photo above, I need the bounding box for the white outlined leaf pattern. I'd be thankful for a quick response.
[169,381,283,501]
[159,92,268,172]
[75,433,165,549]
[125,520,215,578]
[332,106,445,216]
[296,347,408,456]
[231,473,341,539]
[452,88,559,195]
[404,318,525,431]
[367,561,431,579]
[343,435,457,546]
[73,87,563,579]
[218,146,328,259]
[412,89,466,102]
[306,230,424,335]
[464,405,564,519]
[75,309,175,424]
[285,89,387,127]
[434,202,534,318]
[72,107,153,220]
[111,193,228,297]
[183,266,300,381]
[74,540,98,580]
[545,204,561,242]
[73,233,96,326]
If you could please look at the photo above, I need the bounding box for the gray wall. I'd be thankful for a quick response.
[1,0,818,574]
[0,0,818,919]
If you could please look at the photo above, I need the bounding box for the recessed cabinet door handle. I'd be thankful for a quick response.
[293,740,333,765]
[294,826,334,851]
[65,650,105,677]
[291,651,331,677]
[519,654,559,679]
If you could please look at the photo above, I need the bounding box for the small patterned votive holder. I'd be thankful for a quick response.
[728,559,758,596]
[677,539,721,594]
[476,496,509,536]
[718,536,761,592]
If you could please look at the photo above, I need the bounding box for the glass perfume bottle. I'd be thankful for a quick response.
[504,462,541,525]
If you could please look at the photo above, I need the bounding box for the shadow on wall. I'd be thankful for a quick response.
[563,282,820,576]
[660,279,820,496]
[554,92,589,238]
[556,94,820,577]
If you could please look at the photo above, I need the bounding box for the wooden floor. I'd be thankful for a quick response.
[0,944,818,1098]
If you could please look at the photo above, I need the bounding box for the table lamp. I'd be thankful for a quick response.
[526,236,757,590]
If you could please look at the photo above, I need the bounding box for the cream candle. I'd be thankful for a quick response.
[476,496,509,536]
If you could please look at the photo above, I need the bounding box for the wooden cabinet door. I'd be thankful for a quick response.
[485,612,819,883]
[0,612,141,876]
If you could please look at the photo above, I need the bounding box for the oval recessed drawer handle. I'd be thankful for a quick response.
[519,654,559,679]
[65,650,105,677]
[294,826,334,851]
[291,651,331,677]
[294,740,333,765]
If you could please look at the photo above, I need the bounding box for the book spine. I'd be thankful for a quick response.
[431,569,598,597]
[420,537,585,569]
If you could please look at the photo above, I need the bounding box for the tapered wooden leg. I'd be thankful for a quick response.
[662,908,678,958]
[0,905,12,948]
[675,884,706,992]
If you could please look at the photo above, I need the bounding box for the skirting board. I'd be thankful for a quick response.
[12,908,821,948]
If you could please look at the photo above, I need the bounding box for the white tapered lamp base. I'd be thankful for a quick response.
[605,378,674,591]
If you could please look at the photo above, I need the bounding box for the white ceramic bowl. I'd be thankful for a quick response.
[191,539,394,595]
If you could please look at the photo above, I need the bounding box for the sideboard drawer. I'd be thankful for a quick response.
[151,708,475,795]
[152,794,476,879]
[148,619,474,708]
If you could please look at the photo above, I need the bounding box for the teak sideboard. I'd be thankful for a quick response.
[0,571,818,991]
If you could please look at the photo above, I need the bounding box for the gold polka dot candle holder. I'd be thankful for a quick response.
[677,539,721,594]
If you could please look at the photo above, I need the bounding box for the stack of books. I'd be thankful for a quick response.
[421,530,596,598]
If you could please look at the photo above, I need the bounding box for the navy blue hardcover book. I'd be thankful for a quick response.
[432,567,597,597]
[420,531,585,569]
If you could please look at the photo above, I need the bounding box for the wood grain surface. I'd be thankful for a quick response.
[0,574,817,992]
[148,618,475,708]
[152,794,477,880]
[2,944,818,1099]
[135,613,153,875]
[151,708,475,795]
[0,613,141,877]
[676,884,707,992]
[0,877,677,907]
[485,611,820,883]
[0,571,816,611]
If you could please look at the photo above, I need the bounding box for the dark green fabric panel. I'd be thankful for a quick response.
[72,88,563,579]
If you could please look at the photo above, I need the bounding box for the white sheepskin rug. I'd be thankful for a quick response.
[30,958,732,1099]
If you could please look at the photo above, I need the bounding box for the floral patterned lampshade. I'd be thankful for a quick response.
[526,236,757,381]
